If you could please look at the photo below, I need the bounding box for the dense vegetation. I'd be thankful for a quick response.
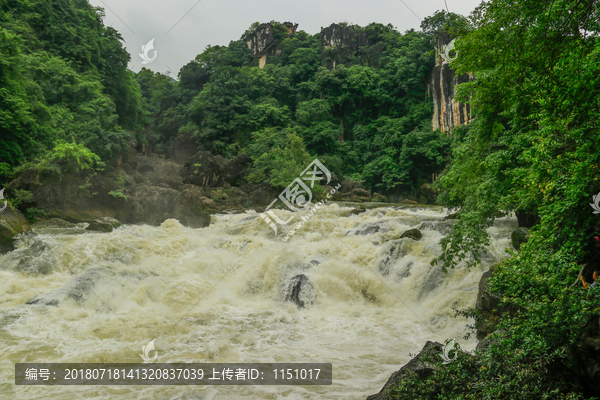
[134,20,453,194]
[0,1,454,197]
[388,0,600,398]
[0,0,145,182]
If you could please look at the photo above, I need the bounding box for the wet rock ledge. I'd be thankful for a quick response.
[1,134,401,253]
[367,341,443,400]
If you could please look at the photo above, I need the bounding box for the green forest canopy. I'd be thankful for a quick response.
[137,19,456,194]
[0,0,460,195]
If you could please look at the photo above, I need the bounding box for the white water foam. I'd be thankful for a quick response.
[0,204,517,399]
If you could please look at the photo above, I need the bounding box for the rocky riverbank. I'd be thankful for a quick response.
[364,208,600,399]
[0,136,401,253]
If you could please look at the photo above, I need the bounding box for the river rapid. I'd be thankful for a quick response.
[0,203,516,399]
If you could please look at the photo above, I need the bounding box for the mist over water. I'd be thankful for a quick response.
[0,204,517,399]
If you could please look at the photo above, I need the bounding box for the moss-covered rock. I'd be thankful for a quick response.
[85,217,122,232]
[401,228,422,240]
[0,205,31,253]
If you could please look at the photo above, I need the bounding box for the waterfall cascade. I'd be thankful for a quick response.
[0,203,516,399]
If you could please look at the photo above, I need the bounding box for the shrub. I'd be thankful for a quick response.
[108,190,129,201]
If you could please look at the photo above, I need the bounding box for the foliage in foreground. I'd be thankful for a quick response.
[395,0,600,398]
[0,0,144,184]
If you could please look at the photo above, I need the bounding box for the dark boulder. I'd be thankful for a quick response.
[511,227,529,250]
[516,209,539,228]
[401,228,422,240]
[348,207,366,216]
[475,265,522,340]
[240,183,280,209]
[181,151,250,188]
[476,265,501,340]
[0,205,31,253]
[353,223,382,236]
[26,267,108,306]
[283,274,313,308]
[178,185,215,227]
[444,212,459,220]
[221,153,252,184]
[167,133,199,165]
[367,341,444,400]
[135,155,183,189]
[86,217,122,232]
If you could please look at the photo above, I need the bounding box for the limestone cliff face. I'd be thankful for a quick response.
[246,24,274,57]
[245,22,298,68]
[427,33,473,133]
[320,23,382,69]
[321,23,369,50]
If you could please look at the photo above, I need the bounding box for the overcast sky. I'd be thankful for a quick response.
[88,0,482,77]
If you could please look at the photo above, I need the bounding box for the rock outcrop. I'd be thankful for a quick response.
[333,179,372,202]
[85,217,122,232]
[245,22,298,68]
[511,227,530,250]
[321,23,369,50]
[167,133,199,165]
[475,265,523,340]
[427,32,473,133]
[0,205,30,253]
[320,23,383,69]
[366,341,444,400]
[400,228,422,240]
[6,145,287,231]
[181,152,252,188]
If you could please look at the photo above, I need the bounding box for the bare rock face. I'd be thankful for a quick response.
[427,32,473,133]
[119,184,210,228]
[136,155,183,189]
[245,22,298,62]
[0,206,30,253]
[167,133,199,165]
[475,265,522,340]
[321,23,369,49]
[320,23,377,69]
[366,341,444,400]
[181,152,252,188]
[246,23,275,57]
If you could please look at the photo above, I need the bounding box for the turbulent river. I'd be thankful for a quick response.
[0,203,516,399]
